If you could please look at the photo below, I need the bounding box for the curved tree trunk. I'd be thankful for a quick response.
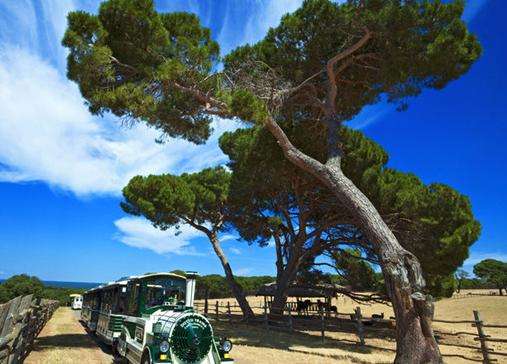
[264,117,442,364]
[324,167,441,363]
[208,233,255,320]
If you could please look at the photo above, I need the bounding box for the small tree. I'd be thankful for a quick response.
[473,259,507,296]
[455,269,469,293]
[0,274,44,302]
[121,167,254,319]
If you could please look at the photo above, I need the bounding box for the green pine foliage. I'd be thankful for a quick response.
[121,166,231,230]
[473,259,507,295]
[224,0,481,122]
[63,0,220,143]
[220,125,480,297]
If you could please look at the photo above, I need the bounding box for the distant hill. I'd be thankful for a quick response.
[0,279,102,290]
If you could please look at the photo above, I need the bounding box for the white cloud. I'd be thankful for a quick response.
[235,267,253,276]
[348,102,391,130]
[219,234,239,243]
[229,247,242,255]
[114,216,208,255]
[240,0,303,46]
[0,1,240,197]
[463,0,489,22]
[0,46,238,196]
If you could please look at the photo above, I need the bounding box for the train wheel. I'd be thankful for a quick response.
[141,350,152,364]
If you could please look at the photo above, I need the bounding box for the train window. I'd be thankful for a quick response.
[128,282,140,315]
[144,277,185,309]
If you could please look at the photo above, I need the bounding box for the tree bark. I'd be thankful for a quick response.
[270,262,300,316]
[184,218,255,320]
[264,116,442,363]
[208,232,255,320]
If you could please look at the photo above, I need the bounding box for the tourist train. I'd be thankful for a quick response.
[81,272,233,364]
[69,294,83,310]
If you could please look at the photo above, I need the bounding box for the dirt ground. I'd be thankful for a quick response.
[25,308,112,364]
[25,290,506,363]
[201,290,507,363]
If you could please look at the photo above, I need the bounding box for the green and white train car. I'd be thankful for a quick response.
[96,280,129,344]
[115,272,234,364]
[81,285,103,332]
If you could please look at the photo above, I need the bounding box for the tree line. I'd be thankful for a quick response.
[0,275,86,305]
[62,0,482,362]
[3,258,506,306]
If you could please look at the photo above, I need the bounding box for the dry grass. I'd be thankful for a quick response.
[201,291,507,364]
[25,291,507,363]
[25,307,112,364]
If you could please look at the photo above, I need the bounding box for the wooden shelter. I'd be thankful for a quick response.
[256,282,347,314]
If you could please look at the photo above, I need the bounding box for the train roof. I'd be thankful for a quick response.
[130,272,187,281]
[82,272,194,294]
[101,280,129,289]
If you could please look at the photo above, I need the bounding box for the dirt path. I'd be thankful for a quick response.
[25,307,113,364]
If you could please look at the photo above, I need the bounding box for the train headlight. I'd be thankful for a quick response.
[153,322,162,334]
[159,340,169,353]
[221,339,232,353]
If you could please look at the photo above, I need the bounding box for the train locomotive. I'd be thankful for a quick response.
[82,272,233,364]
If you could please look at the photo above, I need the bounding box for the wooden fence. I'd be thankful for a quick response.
[194,300,386,344]
[195,300,507,362]
[0,295,59,364]
[451,291,505,300]
[431,310,507,363]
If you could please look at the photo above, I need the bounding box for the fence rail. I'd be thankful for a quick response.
[195,300,507,362]
[0,295,58,364]
[452,291,506,300]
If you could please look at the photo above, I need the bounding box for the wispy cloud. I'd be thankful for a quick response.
[0,1,239,197]
[229,247,241,255]
[240,0,303,46]
[348,102,391,130]
[463,251,507,268]
[463,0,489,22]
[0,45,238,196]
[114,216,208,256]
[235,267,253,276]
[219,234,240,243]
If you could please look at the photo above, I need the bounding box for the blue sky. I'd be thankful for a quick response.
[0,0,504,283]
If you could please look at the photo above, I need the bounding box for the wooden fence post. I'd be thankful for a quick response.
[473,310,491,364]
[263,302,268,330]
[215,301,219,321]
[355,306,365,346]
[287,306,293,332]
[204,288,209,316]
[227,302,232,323]
[320,308,325,343]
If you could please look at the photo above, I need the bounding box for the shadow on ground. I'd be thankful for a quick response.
[211,315,483,363]
[31,333,102,350]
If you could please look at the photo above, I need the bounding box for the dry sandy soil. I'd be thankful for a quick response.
[25,290,507,363]
[25,308,112,364]
[201,290,507,364]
